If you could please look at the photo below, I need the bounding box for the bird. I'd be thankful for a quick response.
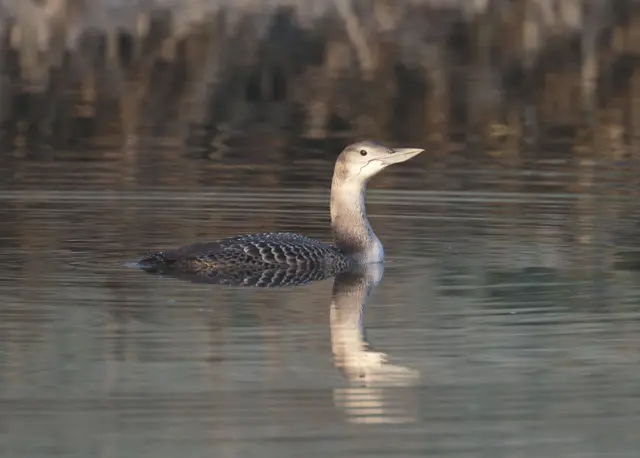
[137,140,424,283]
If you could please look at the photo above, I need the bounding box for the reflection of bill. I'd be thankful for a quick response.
[330,263,419,383]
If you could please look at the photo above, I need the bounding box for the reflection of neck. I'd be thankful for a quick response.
[330,177,383,263]
[329,265,384,381]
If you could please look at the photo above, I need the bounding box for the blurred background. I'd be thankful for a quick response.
[1,0,639,162]
[2,1,640,457]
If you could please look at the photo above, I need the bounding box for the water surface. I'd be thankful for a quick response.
[2,145,640,457]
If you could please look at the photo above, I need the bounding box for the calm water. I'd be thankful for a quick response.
[2,147,640,457]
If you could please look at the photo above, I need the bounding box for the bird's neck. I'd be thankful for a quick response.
[330,177,383,263]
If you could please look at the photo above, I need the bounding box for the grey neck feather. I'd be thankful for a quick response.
[330,174,384,263]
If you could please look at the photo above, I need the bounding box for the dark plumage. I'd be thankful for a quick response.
[138,233,353,285]
[140,262,342,288]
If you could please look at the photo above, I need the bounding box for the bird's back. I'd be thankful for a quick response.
[139,232,353,277]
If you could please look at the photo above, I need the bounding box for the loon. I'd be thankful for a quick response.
[138,141,423,277]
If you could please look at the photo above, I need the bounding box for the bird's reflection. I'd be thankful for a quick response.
[140,263,417,385]
[138,261,418,384]
[138,262,419,426]
[330,264,419,384]
[328,263,419,423]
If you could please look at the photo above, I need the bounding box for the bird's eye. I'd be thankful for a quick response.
[360,150,367,156]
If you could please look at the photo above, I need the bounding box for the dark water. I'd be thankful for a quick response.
[2,144,640,457]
